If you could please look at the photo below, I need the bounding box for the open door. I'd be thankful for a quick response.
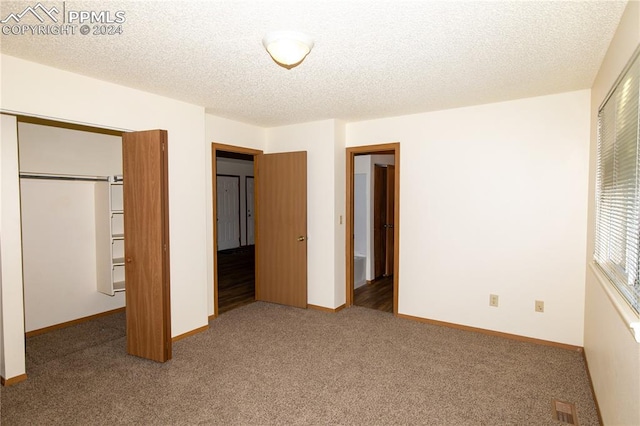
[122,130,171,362]
[374,165,386,278]
[385,165,395,276]
[255,151,307,308]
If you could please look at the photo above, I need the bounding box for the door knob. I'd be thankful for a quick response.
[297,236,306,242]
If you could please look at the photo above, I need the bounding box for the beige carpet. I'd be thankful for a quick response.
[2,302,598,425]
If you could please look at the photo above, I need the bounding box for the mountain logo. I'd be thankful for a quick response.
[1,3,60,24]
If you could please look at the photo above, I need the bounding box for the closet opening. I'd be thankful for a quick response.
[212,144,262,316]
[16,116,128,371]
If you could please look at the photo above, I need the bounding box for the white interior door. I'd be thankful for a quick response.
[217,175,240,250]
[246,176,255,245]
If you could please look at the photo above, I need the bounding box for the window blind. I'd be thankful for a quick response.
[595,53,640,314]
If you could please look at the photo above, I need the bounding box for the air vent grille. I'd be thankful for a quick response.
[552,399,579,425]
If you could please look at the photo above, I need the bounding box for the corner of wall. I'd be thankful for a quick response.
[334,120,347,308]
[0,113,26,380]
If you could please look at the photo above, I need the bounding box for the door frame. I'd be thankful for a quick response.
[212,143,262,318]
[346,143,400,315]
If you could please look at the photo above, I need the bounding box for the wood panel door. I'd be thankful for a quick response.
[122,130,171,363]
[255,151,307,308]
[373,165,386,278]
[385,165,395,276]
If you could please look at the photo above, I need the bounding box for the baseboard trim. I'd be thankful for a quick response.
[1,374,27,387]
[208,314,218,321]
[397,313,583,352]
[172,325,209,343]
[308,304,346,313]
[582,351,604,425]
[25,307,126,338]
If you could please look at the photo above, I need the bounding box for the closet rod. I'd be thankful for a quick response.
[19,172,110,182]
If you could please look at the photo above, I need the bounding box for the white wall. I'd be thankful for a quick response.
[347,90,590,346]
[266,120,345,309]
[21,180,125,331]
[1,55,209,351]
[205,114,265,316]
[333,120,346,308]
[0,113,26,381]
[0,244,4,376]
[18,123,122,176]
[17,123,125,332]
[216,158,254,247]
[584,2,640,425]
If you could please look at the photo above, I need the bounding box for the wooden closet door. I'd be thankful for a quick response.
[123,130,171,362]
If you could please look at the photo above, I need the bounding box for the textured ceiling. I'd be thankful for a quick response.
[0,1,628,127]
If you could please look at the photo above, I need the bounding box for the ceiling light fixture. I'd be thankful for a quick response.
[262,31,314,68]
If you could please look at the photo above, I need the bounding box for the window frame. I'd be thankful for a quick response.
[595,47,640,316]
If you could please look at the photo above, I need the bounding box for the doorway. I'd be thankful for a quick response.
[212,144,261,316]
[346,143,400,315]
[16,117,128,371]
[212,144,309,315]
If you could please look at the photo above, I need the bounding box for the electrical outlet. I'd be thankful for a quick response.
[489,294,499,307]
[535,300,544,313]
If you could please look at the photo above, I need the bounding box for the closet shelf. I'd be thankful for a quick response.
[96,178,126,296]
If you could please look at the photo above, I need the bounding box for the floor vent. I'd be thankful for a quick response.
[552,399,579,425]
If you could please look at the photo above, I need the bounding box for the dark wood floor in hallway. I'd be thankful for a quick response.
[217,246,392,314]
[217,246,255,315]
[354,276,393,313]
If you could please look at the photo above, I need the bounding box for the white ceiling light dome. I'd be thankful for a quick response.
[263,31,314,68]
